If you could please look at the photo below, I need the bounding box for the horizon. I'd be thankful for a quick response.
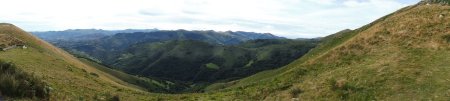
[29,28,293,38]
[1,0,419,38]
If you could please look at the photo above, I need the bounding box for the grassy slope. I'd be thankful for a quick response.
[1,3,449,101]
[0,23,255,101]
[0,23,172,100]
[79,58,183,93]
[198,3,450,100]
[262,4,450,100]
[79,58,150,90]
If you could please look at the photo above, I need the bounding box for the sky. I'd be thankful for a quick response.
[0,0,419,38]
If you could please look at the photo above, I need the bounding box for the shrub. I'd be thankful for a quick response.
[328,79,368,100]
[442,34,450,43]
[109,95,120,101]
[81,69,87,73]
[289,87,303,98]
[90,72,99,77]
[0,61,50,100]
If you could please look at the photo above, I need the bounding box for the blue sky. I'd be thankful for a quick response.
[0,0,419,38]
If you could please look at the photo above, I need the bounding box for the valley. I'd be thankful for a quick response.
[0,0,449,100]
[33,29,318,93]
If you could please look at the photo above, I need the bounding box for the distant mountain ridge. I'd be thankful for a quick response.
[31,29,159,42]
[32,29,284,43]
[109,30,284,45]
[47,30,285,62]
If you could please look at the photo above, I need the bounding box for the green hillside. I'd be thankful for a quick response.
[0,23,170,100]
[279,4,450,100]
[114,39,316,81]
[49,30,284,64]
[158,2,449,100]
[207,3,450,100]
[1,1,449,100]
[78,58,188,93]
[110,39,316,92]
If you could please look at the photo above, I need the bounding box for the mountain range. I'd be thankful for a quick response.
[0,1,449,100]
[32,29,158,42]
[32,29,316,92]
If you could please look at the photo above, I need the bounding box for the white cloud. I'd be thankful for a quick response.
[0,0,418,38]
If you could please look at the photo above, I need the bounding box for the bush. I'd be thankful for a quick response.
[442,34,450,43]
[289,87,303,98]
[0,61,50,100]
[328,79,364,100]
[109,95,120,101]
[90,72,99,77]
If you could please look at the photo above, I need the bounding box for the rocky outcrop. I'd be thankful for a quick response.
[0,34,25,51]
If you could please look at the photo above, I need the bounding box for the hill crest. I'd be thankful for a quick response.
[420,0,450,5]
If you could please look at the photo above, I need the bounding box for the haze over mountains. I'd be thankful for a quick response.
[0,0,449,100]
[32,29,159,42]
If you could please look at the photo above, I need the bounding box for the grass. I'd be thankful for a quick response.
[78,58,185,93]
[289,87,302,98]
[422,0,450,4]
[258,4,450,100]
[0,61,50,100]
[202,4,450,101]
[442,34,450,43]
[1,2,449,100]
[0,24,170,100]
